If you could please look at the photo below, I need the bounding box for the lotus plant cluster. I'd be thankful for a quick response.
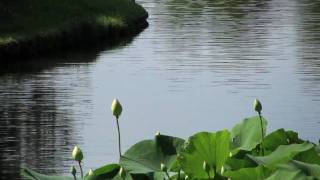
[22,98,320,180]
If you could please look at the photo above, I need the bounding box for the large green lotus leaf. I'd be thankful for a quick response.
[294,147,320,165]
[265,163,307,180]
[110,173,133,180]
[83,164,120,180]
[263,129,289,151]
[290,160,320,177]
[285,130,304,144]
[223,165,266,180]
[248,143,314,170]
[231,116,267,153]
[178,130,230,179]
[316,145,320,154]
[225,157,256,170]
[265,160,320,180]
[120,134,184,176]
[21,168,73,180]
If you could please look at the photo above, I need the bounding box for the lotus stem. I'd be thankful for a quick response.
[258,112,265,156]
[72,174,77,180]
[78,161,83,178]
[165,171,170,180]
[116,117,122,159]
[206,171,212,180]
[177,169,181,180]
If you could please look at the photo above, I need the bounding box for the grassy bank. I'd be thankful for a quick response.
[0,0,148,60]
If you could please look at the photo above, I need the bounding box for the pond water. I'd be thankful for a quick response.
[1,0,320,178]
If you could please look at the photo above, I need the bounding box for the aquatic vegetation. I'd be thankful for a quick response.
[21,99,320,180]
[72,146,84,178]
[111,98,123,158]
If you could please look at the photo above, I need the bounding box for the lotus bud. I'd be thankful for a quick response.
[253,99,262,113]
[160,163,167,172]
[220,165,225,174]
[72,146,83,162]
[70,165,76,176]
[119,166,126,179]
[155,131,161,136]
[203,161,210,172]
[111,98,122,119]
[88,169,94,176]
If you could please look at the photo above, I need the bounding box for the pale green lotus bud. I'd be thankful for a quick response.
[253,99,262,113]
[229,152,232,157]
[119,166,126,179]
[155,131,161,136]
[220,165,225,174]
[203,161,210,172]
[111,98,122,119]
[160,163,167,172]
[72,146,83,162]
[70,165,76,176]
[88,169,94,176]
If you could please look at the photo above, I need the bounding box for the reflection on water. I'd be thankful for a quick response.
[0,44,130,178]
[0,53,95,179]
[1,0,320,179]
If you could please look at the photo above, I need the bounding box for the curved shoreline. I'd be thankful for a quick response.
[0,8,148,60]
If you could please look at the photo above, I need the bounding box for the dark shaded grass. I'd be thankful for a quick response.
[0,0,148,60]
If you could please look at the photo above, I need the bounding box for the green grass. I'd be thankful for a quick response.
[0,0,147,46]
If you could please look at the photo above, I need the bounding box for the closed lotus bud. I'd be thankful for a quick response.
[160,163,167,172]
[203,161,210,172]
[119,166,126,179]
[111,98,122,119]
[72,146,83,162]
[70,165,76,176]
[155,131,161,136]
[88,169,94,176]
[253,99,262,113]
[220,165,225,174]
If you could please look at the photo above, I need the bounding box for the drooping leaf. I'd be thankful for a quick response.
[21,168,73,180]
[248,143,314,170]
[120,134,184,177]
[178,130,230,179]
[231,116,267,153]
[223,165,266,180]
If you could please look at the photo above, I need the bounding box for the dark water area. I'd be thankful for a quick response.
[1,0,320,179]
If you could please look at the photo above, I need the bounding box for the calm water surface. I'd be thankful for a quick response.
[1,0,320,178]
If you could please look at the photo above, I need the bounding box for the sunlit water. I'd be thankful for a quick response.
[1,0,320,178]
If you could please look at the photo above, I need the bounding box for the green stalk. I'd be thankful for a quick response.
[78,161,83,178]
[116,117,122,159]
[258,112,265,156]
[165,171,170,180]
[206,171,211,180]
[72,174,77,180]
